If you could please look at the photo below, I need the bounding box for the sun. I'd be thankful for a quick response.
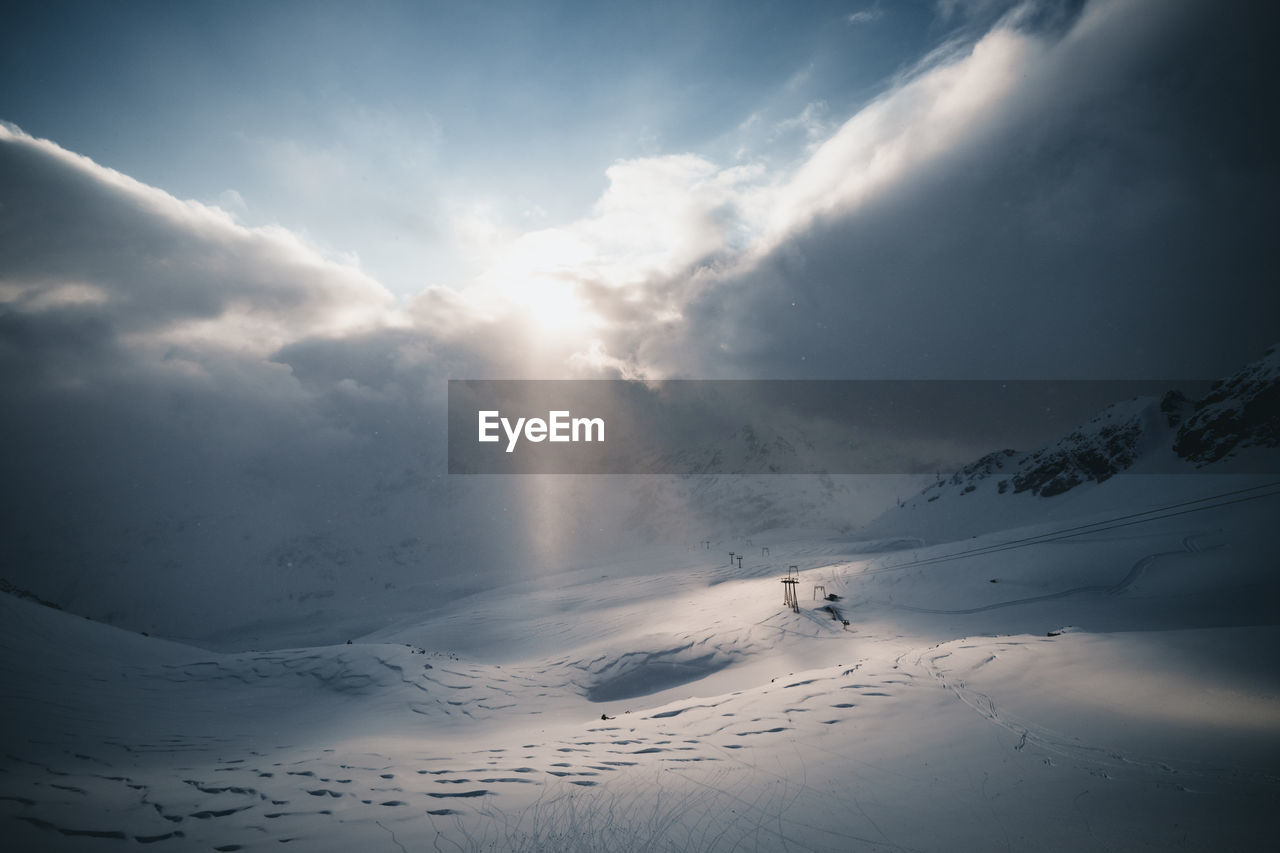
[502,273,590,333]
[482,228,597,334]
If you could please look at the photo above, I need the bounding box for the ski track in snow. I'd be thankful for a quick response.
[875,531,1225,615]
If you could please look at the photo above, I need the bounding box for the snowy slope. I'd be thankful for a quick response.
[4,479,1279,851]
[4,349,1279,850]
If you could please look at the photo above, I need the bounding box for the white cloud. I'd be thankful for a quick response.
[847,6,884,26]
[0,123,398,359]
[762,25,1036,249]
[443,153,768,350]
[935,0,1012,24]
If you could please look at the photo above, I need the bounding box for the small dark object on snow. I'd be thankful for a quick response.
[825,593,841,601]
[346,639,352,644]
[601,714,614,721]
[989,579,998,584]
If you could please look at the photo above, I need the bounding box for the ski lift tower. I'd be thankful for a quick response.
[781,565,800,613]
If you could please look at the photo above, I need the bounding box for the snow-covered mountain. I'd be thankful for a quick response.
[5,457,1278,852]
[6,348,1276,647]
[4,350,1279,852]
[1175,344,1280,464]
[623,422,913,540]
[0,409,899,645]
[655,423,825,475]
[862,346,1280,542]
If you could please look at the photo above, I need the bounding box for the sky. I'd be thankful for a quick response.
[2,0,942,299]
[1,0,1278,635]
[3,0,1276,380]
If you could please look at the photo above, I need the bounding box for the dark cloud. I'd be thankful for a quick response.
[0,126,490,642]
[601,0,1279,380]
[0,125,393,339]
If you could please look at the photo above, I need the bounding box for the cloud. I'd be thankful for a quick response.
[770,102,832,148]
[846,6,884,26]
[760,27,1034,247]
[0,124,464,637]
[934,0,1018,24]
[444,153,768,366]
[0,124,396,359]
[399,0,1279,385]
[568,0,1279,380]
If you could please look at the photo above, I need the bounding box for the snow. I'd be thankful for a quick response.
[3,467,1279,851]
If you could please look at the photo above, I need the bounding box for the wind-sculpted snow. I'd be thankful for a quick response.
[578,637,747,703]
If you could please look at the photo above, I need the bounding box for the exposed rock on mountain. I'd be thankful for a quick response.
[901,346,1279,513]
[1174,346,1280,465]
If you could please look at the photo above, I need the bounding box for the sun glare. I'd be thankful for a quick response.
[483,228,597,334]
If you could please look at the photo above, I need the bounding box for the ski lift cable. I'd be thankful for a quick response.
[857,480,1280,577]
